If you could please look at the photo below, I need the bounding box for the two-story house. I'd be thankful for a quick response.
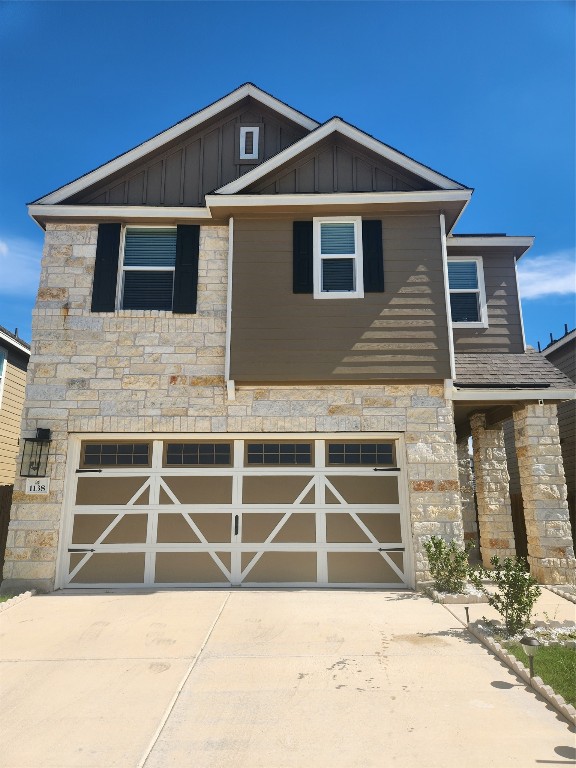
[3,84,574,593]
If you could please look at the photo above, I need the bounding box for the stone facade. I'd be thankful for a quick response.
[470,412,516,566]
[456,437,479,556]
[512,403,576,584]
[2,222,463,592]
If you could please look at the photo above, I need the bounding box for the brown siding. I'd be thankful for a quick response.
[65,98,308,207]
[247,136,438,195]
[230,213,451,382]
[0,349,28,484]
[451,250,525,354]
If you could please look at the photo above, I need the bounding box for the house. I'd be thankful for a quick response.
[0,326,30,575]
[3,84,574,593]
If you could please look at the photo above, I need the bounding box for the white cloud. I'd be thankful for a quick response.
[517,249,576,300]
[0,236,42,296]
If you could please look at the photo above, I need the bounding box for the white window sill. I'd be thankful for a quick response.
[313,291,365,300]
[452,321,488,329]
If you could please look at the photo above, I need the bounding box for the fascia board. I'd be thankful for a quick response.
[451,388,575,401]
[28,204,212,222]
[542,330,576,357]
[33,84,319,206]
[0,330,30,356]
[448,236,535,249]
[215,118,468,194]
[206,190,473,208]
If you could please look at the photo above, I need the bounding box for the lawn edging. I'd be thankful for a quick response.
[467,621,576,727]
[0,590,36,613]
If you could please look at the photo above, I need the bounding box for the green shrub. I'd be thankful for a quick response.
[469,556,541,636]
[423,536,473,593]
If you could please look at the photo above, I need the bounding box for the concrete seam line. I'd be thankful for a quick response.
[137,591,232,768]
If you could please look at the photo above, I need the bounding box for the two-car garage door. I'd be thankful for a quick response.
[59,435,411,588]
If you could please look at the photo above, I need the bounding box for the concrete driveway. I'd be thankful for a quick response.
[1,590,574,768]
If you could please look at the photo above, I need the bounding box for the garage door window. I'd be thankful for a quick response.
[327,442,394,466]
[81,442,151,468]
[246,442,313,466]
[164,442,232,467]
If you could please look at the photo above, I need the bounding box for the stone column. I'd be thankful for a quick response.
[513,403,576,584]
[470,412,516,566]
[456,437,479,556]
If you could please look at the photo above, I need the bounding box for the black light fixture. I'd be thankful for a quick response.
[20,428,52,478]
[520,636,540,682]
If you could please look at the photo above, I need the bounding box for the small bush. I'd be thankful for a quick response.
[469,556,541,636]
[423,536,473,593]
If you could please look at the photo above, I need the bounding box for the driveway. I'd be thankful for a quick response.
[1,590,573,767]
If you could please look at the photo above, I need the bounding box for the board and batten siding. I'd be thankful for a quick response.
[247,136,437,196]
[450,250,525,354]
[0,349,28,485]
[230,213,451,382]
[65,100,308,208]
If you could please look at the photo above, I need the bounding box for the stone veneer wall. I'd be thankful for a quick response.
[2,223,463,592]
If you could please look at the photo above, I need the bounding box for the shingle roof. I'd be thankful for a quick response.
[454,350,574,390]
[0,324,30,350]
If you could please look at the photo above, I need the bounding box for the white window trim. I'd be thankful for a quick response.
[447,255,488,328]
[313,216,364,300]
[0,348,6,411]
[239,126,260,160]
[116,225,177,311]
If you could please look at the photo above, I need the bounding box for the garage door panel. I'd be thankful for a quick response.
[154,553,229,583]
[326,514,371,543]
[327,552,403,584]
[326,476,399,505]
[72,514,117,544]
[242,476,313,505]
[70,553,145,584]
[157,513,201,543]
[242,552,317,583]
[101,514,148,544]
[241,513,284,543]
[162,476,233,505]
[271,513,316,543]
[190,514,232,543]
[76,477,150,506]
[358,513,402,543]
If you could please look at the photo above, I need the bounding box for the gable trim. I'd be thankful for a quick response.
[206,190,472,208]
[32,84,319,206]
[28,205,212,227]
[215,118,468,194]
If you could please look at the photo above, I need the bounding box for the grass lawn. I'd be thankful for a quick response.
[504,642,576,707]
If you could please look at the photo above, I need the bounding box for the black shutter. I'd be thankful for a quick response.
[91,223,121,312]
[362,220,384,293]
[293,221,313,293]
[173,225,200,314]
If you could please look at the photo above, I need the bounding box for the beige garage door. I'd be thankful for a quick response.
[60,436,409,588]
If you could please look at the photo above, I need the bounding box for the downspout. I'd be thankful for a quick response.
[225,216,235,400]
[440,212,456,398]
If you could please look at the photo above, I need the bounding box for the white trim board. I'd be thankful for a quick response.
[215,117,469,194]
[29,205,212,223]
[541,329,576,357]
[33,84,319,205]
[206,189,472,209]
[0,330,30,356]
[451,387,576,401]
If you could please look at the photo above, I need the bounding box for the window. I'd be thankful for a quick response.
[81,442,150,467]
[164,442,232,467]
[447,257,487,326]
[313,217,364,299]
[246,442,313,466]
[327,442,394,466]
[119,227,177,310]
[239,126,260,161]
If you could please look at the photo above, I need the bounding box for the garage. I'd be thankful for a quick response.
[58,434,411,588]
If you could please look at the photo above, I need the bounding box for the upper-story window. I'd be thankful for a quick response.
[313,217,364,299]
[447,257,488,327]
[119,227,177,310]
[237,125,262,163]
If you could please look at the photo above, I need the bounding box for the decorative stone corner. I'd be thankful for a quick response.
[0,590,36,613]
[467,621,576,727]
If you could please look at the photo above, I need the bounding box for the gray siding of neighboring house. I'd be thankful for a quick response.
[450,249,525,354]
[0,346,28,485]
[64,99,308,207]
[230,213,451,382]
[246,135,438,195]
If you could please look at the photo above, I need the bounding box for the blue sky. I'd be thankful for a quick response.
[0,1,574,348]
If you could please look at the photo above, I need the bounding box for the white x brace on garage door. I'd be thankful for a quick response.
[57,433,413,589]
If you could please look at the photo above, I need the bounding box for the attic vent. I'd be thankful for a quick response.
[239,126,260,161]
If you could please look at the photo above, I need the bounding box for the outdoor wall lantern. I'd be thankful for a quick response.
[20,428,52,478]
[520,636,540,682]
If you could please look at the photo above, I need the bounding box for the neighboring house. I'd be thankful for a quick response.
[0,326,30,485]
[3,84,574,593]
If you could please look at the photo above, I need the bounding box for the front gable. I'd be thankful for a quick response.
[62,98,310,208]
[246,134,439,195]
